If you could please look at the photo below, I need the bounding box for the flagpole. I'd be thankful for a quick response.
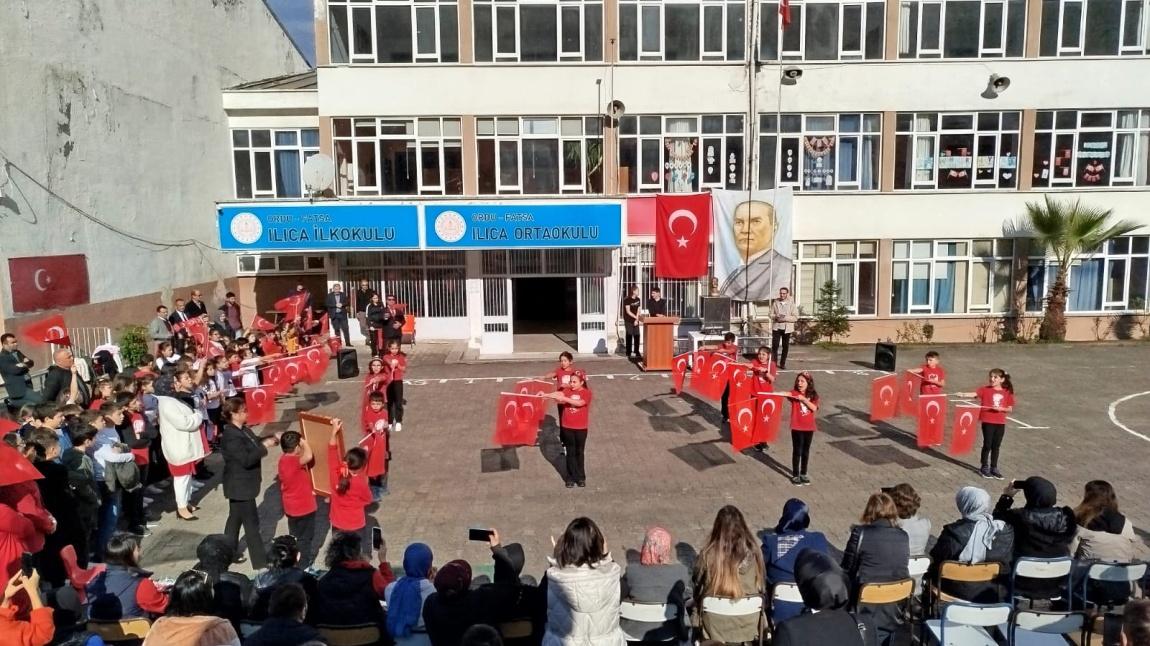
[743,0,759,318]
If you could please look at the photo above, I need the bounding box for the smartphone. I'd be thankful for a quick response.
[20,552,34,578]
[372,527,383,551]
[468,528,494,542]
[1012,480,1027,489]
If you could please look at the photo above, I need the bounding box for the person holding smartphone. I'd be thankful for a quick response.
[221,397,279,568]
[546,369,592,488]
[0,566,53,646]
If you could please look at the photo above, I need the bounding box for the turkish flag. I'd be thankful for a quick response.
[690,351,731,401]
[8,254,91,314]
[206,343,224,360]
[244,386,276,425]
[514,379,554,423]
[729,398,757,452]
[949,405,980,456]
[780,0,792,27]
[300,345,330,384]
[283,356,309,385]
[753,392,787,444]
[182,317,208,354]
[654,193,711,278]
[21,314,71,347]
[260,336,282,357]
[493,393,541,446]
[899,371,922,417]
[275,294,306,320]
[0,443,43,486]
[261,363,291,396]
[728,363,753,407]
[869,373,900,423]
[671,353,691,394]
[916,394,948,447]
[252,316,277,332]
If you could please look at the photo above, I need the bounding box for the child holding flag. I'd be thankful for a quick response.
[384,341,407,433]
[329,420,373,552]
[956,369,1015,480]
[788,372,820,486]
[751,346,777,453]
[911,350,946,395]
[546,369,592,489]
[362,391,390,501]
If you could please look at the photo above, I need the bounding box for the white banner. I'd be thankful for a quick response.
[712,188,794,303]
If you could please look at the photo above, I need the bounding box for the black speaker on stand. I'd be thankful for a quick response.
[337,348,360,379]
[874,342,897,372]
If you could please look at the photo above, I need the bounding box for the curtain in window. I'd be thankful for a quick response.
[275,150,302,198]
[1069,258,1103,311]
[934,261,955,313]
[860,135,877,189]
[892,263,909,313]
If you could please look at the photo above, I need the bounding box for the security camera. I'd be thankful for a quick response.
[781,67,803,86]
[982,74,1011,99]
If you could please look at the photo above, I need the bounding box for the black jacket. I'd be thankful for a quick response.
[326,291,350,318]
[425,588,501,646]
[41,365,89,406]
[928,519,1016,602]
[993,477,1077,598]
[0,349,35,400]
[354,288,377,314]
[841,521,911,587]
[184,299,208,319]
[221,423,268,501]
[314,561,385,627]
[245,617,322,646]
[774,610,866,646]
[250,567,318,622]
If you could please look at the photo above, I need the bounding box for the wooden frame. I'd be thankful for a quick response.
[299,412,343,496]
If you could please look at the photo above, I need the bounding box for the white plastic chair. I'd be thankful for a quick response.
[1008,610,1086,646]
[1081,561,1148,609]
[1010,557,1074,605]
[700,595,764,645]
[924,601,1012,645]
[767,582,803,630]
[619,601,684,643]
[909,555,932,594]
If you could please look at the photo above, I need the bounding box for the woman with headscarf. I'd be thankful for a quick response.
[386,543,437,646]
[423,560,487,646]
[621,527,692,641]
[772,550,865,646]
[929,486,1015,602]
[993,476,1076,599]
[761,498,829,624]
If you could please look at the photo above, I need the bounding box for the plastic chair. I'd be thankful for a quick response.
[930,561,1002,616]
[61,544,106,605]
[700,595,765,646]
[619,600,687,643]
[1008,609,1086,646]
[767,581,803,631]
[1080,561,1148,610]
[318,624,383,646]
[908,556,933,621]
[924,601,1012,645]
[1010,557,1074,607]
[398,303,416,345]
[87,618,151,644]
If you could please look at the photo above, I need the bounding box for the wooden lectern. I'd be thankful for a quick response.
[641,316,680,371]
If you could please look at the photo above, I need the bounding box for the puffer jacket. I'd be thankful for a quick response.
[1072,519,1147,562]
[994,479,1077,598]
[543,557,625,646]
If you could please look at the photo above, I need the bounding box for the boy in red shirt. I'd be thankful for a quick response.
[361,392,390,501]
[912,351,946,396]
[277,431,317,568]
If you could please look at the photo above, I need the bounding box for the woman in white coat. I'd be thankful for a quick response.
[157,369,206,521]
[543,517,625,646]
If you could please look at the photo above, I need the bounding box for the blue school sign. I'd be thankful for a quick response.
[218,203,421,251]
[424,202,622,249]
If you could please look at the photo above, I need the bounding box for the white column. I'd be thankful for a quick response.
[465,250,484,349]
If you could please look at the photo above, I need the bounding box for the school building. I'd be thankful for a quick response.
[218,0,1150,353]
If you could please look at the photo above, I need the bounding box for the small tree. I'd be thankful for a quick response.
[812,280,851,343]
[1020,196,1140,342]
[118,325,149,369]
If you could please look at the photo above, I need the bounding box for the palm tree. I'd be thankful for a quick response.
[1021,195,1140,342]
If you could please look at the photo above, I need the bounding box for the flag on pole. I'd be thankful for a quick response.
[274,294,307,320]
[654,193,712,278]
[262,363,291,396]
[728,363,753,406]
[780,0,792,27]
[917,394,947,447]
[21,314,71,347]
[251,316,277,332]
[514,379,554,424]
[869,373,900,422]
[301,345,330,384]
[493,393,542,446]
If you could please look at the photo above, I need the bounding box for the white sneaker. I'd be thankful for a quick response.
[394,422,402,433]
[388,423,395,432]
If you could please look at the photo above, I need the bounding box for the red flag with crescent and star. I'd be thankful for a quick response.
[252,315,277,332]
[177,317,208,355]
[283,356,309,385]
[493,392,542,446]
[728,363,753,407]
[21,314,71,347]
[514,379,554,423]
[654,193,711,278]
[916,393,947,447]
[8,255,91,315]
[899,370,922,417]
[869,373,900,422]
[753,392,788,444]
[949,405,980,456]
[244,386,276,425]
[300,345,330,384]
[729,398,758,452]
[690,350,730,401]
[261,363,291,396]
[275,294,307,320]
[671,353,691,394]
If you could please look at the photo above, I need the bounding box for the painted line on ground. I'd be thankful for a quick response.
[1107,391,1150,443]
[950,398,1050,430]
[326,368,885,387]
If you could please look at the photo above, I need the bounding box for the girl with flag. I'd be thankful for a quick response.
[328,420,373,552]
[384,340,407,433]
[788,372,819,487]
[363,357,392,411]
[546,369,593,488]
[955,369,1015,480]
[751,346,777,453]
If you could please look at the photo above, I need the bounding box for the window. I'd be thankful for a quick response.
[892,239,1014,314]
[232,129,319,199]
[792,241,879,315]
[620,0,746,61]
[894,112,1021,189]
[334,251,468,317]
[477,117,604,194]
[328,0,459,63]
[1040,0,1149,55]
[619,115,745,193]
[474,0,603,62]
[620,244,706,317]
[758,113,881,191]
[333,118,464,196]
[236,254,327,275]
[1026,236,1150,312]
[760,0,884,60]
[898,0,1026,58]
[1032,109,1150,188]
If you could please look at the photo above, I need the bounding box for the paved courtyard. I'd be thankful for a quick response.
[141,341,1150,578]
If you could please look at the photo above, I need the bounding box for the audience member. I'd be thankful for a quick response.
[386,542,437,646]
[772,550,864,646]
[462,624,505,646]
[244,582,322,646]
[191,534,253,632]
[251,535,318,622]
[761,498,829,623]
[692,505,764,643]
[27,429,80,587]
[477,530,545,646]
[928,487,1014,602]
[424,559,488,646]
[0,568,53,646]
[621,526,691,641]
[87,532,169,620]
[993,477,1076,599]
[314,531,388,629]
[889,483,931,556]
[1124,599,1150,646]
[840,492,910,646]
[543,516,624,646]
[1071,480,1146,605]
[142,570,240,646]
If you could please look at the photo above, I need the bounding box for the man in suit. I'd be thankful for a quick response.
[719,200,791,302]
[40,348,90,406]
[169,299,192,355]
[354,279,377,346]
[0,333,41,406]
[382,294,406,349]
[325,283,352,346]
[148,305,173,353]
[184,289,208,319]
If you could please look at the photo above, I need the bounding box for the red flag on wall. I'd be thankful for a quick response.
[493,393,541,446]
[917,394,948,447]
[21,314,71,347]
[949,405,980,456]
[252,316,277,332]
[244,387,276,425]
[671,353,691,394]
[729,398,758,452]
[8,254,91,314]
[899,371,922,417]
[753,392,787,444]
[275,294,306,320]
[261,363,291,396]
[869,373,900,423]
[654,193,711,278]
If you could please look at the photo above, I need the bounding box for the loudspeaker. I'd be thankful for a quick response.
[701,296,732,333]
[337,348,359,379]
[874,342,897,372]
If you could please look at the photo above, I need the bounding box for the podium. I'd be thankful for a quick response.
[641,316,680,371]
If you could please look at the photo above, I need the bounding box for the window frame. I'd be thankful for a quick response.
[792,240,880,316]
[328,0,460,64]
[619,0,747,62]
[1026,236,1150,313]
[476,116,604,195]
[473,0,604,63]
[332,117,464,197]
[758,113,883,191]
[236,254,327,275]
[897,0,1028,59]
[891,239,1016,315]
[1039,0,1150,56]
[759,0,886,61]
[230,128,319,199]
[618,114,746,194]
[894,111,1022,190]
[1032,109,1150,189]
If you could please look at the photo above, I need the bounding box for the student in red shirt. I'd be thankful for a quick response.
[361,391,390,501]
[546,370,592,488]
[788,372,820,486]
[911,350,946,395]
[363,358,392,410]
[956,368,1015,480]
[703,332,740,423]
[750,346,777,453]
[384,340,407,433]
[328,420,372,551]
[547,351,578,388]
[277,431,317,568]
